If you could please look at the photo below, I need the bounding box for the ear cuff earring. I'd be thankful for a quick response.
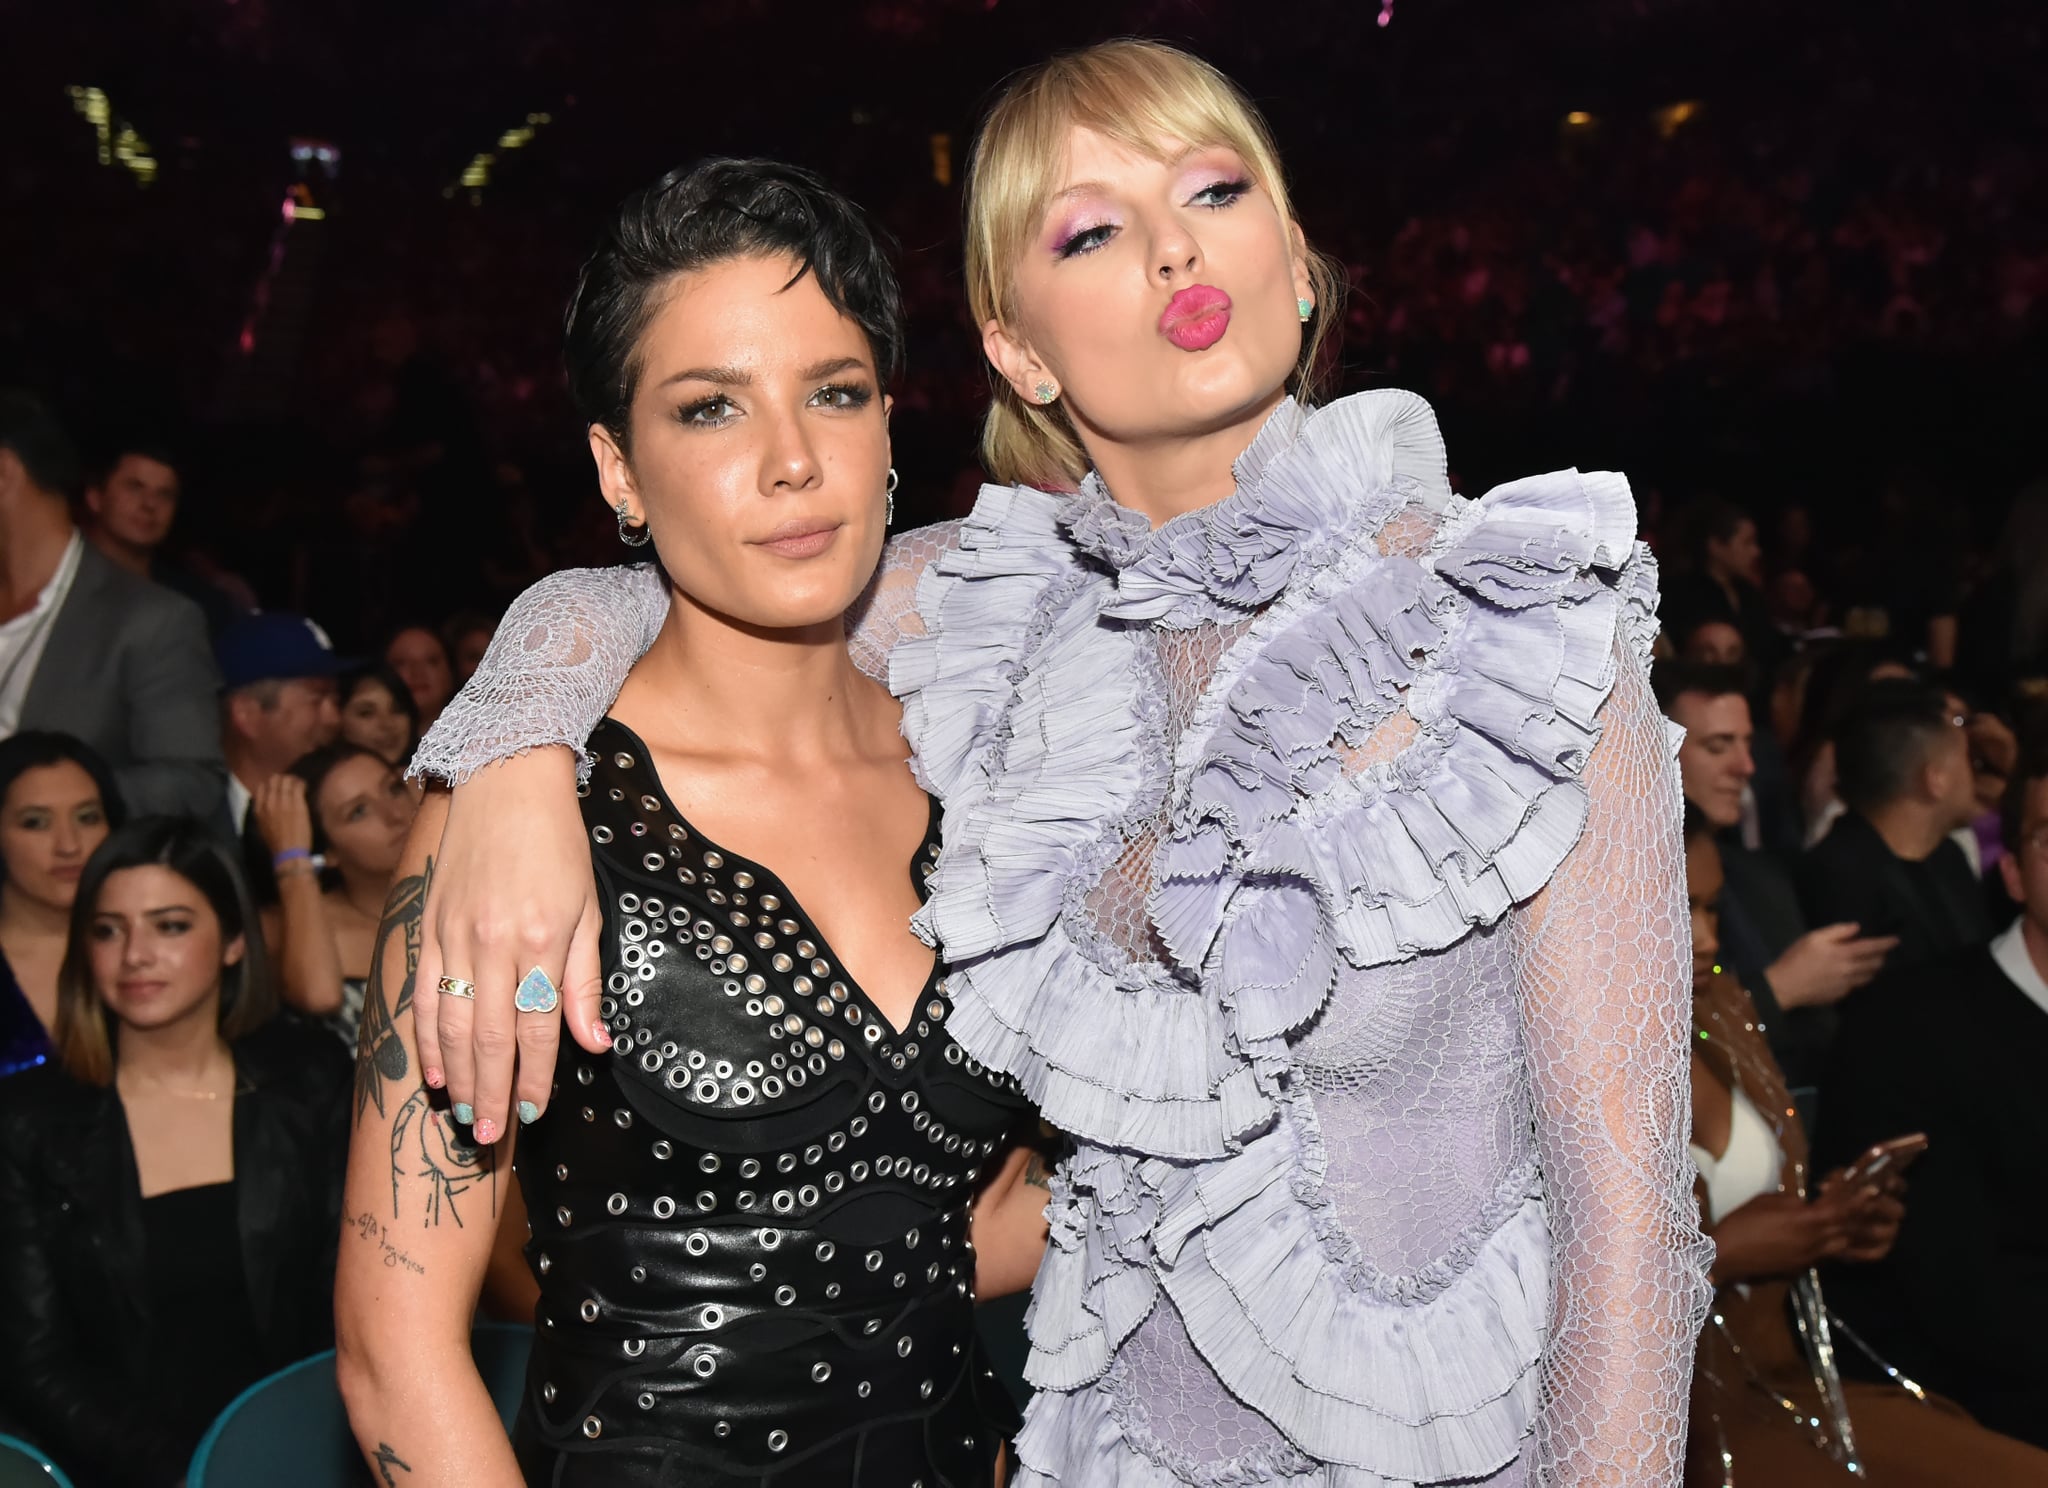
[615,498,650,547]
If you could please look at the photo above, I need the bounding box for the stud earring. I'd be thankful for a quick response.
[615,498,650,547]
[884,467,898,527]
[1297,297,1315,323]
[1034,381,1058,404]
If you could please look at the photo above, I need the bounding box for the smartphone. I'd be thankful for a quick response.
[1843,1132,1929,1187]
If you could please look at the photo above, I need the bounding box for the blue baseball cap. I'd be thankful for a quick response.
[215,613,358,692]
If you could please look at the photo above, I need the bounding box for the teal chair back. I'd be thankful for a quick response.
[0,1433,75,1488]
[187,1323,532,1487]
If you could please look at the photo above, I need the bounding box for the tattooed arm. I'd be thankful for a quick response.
[335,790,525,1486]
[968,1120,1062,1300]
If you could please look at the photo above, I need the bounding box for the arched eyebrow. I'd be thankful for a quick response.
[659,355,867,390]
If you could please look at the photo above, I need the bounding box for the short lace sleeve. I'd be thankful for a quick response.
[1511,650,1714,1485]
[410,526,965,786]
[408,564,669,785]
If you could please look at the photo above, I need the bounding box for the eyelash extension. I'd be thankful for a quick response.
[675,395,736,427]
[1193,177,1253,208]
[814,382,875,410]
[1056,223,1116,261]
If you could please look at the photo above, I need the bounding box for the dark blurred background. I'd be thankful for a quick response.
[3,0,2043,651]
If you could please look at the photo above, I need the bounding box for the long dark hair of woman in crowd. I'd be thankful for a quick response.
[0,817,350,1488]
[0,731,124,1078]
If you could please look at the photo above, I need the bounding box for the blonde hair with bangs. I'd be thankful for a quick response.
[965,39,1345,491]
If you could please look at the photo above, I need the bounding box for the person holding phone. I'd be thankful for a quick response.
[1683,808,2048,1484]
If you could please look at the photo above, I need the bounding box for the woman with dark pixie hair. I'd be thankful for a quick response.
[336,159,1048,1486]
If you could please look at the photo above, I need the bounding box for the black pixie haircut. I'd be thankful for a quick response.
[564,158,905,448]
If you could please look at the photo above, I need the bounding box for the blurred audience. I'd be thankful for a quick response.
[1657,661,1893,1090]
[214,612,347,841]
[1664,499,1785,704]
[384,624,454,733]
[440,611,497,686]
[338,663,421,771]
[0,734,122,1078]
[1683,811,2048,1482]
[0,390,225,819]
[0,817,349,1487]
[1800,678,1991,969]
[1814,743,2048,1448]
[81,441,253,636]
[247,742,417,1037]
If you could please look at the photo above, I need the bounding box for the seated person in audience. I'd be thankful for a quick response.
[1801,677,1991,969]
[0,390,225,820]
[1682,810,2048,1484]
[0,817,350,1487]
[383,624,454,734]
[215,611,347,841]
[81,438,251,636]
[1678,615,1746,667]
[0,734,122,1076]
[1657,661,1894,1090]
[338,663,421,771]
[1815,742,2048,1448]
[248,742,418,1040]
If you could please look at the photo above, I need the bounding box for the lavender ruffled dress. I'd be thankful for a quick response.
[417,392,1713,1486]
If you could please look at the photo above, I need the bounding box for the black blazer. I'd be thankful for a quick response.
[0,1020,350,1486]
[1716,838,1838,1093]
[1814,945,2048,1448]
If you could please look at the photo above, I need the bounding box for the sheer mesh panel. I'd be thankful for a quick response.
[1081,619,1253,970]
[1509,657,1711,1485]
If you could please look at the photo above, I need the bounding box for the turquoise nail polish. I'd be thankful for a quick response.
[518,1101,540,1125]
[453,1102,474,1124]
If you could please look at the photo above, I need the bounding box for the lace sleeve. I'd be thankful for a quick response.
[409,524,967,786]
[1512,650,1714,1486]
[843,520,963,679]
[408,563,669,786]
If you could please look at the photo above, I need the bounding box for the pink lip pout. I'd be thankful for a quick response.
[755,518,842,559]
[1160,285,1232,351]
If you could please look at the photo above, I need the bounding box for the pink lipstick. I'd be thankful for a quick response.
[1159,285,1232,351]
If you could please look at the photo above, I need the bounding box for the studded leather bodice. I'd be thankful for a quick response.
[511,719,1031,1487]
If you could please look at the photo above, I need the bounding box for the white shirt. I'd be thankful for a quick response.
[0,531,84,736]
[1990,917,2048,1020]
[226,774,254,836]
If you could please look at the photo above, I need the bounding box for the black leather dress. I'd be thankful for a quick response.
[512,719,1032,1486]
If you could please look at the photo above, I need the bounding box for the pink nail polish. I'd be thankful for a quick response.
[593,1019,611,1045]
[474,1118,498,1143]
[424,1068,445,1089]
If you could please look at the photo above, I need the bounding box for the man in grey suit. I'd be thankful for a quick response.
[0,390,225,819]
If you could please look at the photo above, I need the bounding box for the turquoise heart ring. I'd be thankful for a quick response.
[514,966,560,1015]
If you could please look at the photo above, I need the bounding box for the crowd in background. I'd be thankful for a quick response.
[1,0,2045,1482]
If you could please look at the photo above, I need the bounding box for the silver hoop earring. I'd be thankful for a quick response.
[615,499,650,547]
[884,467,898,527]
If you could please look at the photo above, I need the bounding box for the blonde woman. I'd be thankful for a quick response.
[401,42,1711,1486]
